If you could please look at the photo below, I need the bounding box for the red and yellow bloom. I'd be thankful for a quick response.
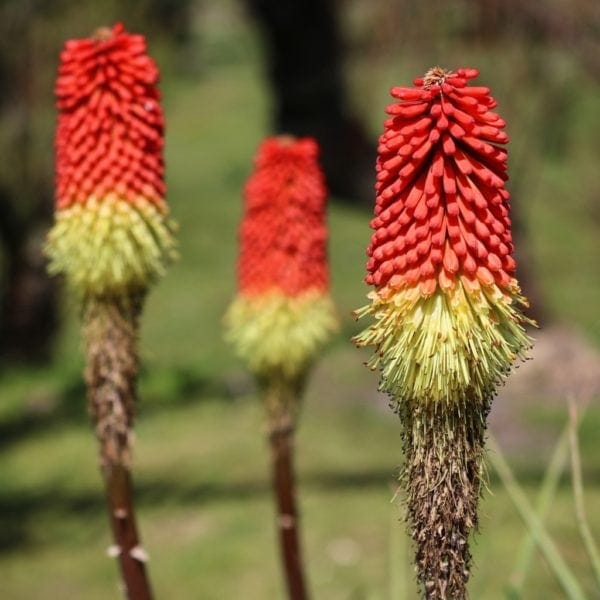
[47,23,175,296]
[355,67,532,405]
[226,136,337,379]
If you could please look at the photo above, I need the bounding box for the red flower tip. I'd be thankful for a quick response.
[368,67,515,296]
[238,136,329,297]
[55,23,165,210]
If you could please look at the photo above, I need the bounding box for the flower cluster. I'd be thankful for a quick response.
[47,23,176,297]
[355,67,532,405]
[226,136,337,379]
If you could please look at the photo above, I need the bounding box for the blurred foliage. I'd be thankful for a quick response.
[0,0,599,597]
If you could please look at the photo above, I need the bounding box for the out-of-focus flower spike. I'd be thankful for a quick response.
[43,25,176,598]
[225,135,338,599]
[225,136,337,380]
[46,23,176,298]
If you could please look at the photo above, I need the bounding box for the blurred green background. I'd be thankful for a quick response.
[0,1,599,598]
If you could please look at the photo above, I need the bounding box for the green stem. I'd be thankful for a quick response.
[389,491,408,600]
[568,398,600,590]
[488,435,586,600]
[506,425,570,596]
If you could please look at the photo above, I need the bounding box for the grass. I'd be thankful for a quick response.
[2,5,600,598]
[3,377,600,599]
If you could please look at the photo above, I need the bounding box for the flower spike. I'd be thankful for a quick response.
[225,136,337,600]
[47,22,176,297]
[45,24,177,599]
[226,136,337,380]
[355,67,534,599]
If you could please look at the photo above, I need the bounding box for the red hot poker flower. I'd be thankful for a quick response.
[228,136,336,600]
[45,24,174,598]
[355,66,532,405]
[226,136,337,379]
[354,67,534,599]
[47,23,176,296]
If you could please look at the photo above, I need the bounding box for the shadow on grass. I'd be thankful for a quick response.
[0,367,238,452]
[4,459,600,555]
[0,377,86,451]
[0,468,392,553]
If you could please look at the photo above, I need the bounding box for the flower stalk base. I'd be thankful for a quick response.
[84,296,142,468]
[400,400,488,599]
[83,296,153,600]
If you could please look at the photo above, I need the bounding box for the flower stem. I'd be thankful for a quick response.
[263,375,310,600]
[84,296,153,599]
[487,435,585,600]
[507,399,594,597]
[506,423,570,596]
[568,398,600,590]
[389,491,409,599]
[104,464,153,600]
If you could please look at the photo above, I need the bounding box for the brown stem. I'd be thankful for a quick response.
[84,295,154,600]
[263,376,310,600]
[104,464,153,600]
